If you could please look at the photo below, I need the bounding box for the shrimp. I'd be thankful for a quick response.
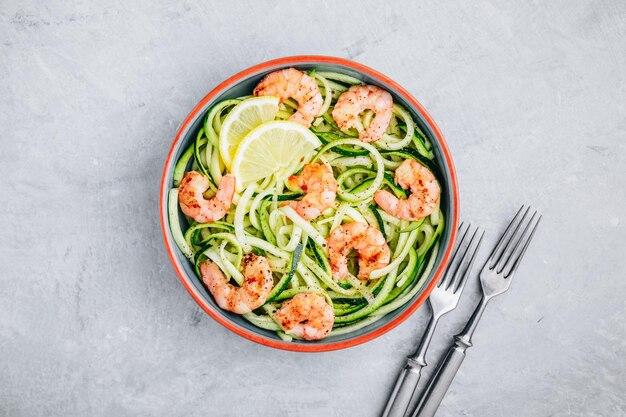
[253,68,323,128]
[374,159,440,221]
[327,221,391,280]
[274,293,334,340]
[178,171,235,223]
[282,163,338,220]
[199,253,273,314]
[331,84,393,142]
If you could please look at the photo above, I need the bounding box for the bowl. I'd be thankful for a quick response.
[160,56,459,352]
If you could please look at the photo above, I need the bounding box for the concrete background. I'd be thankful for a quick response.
[1,1,625,416]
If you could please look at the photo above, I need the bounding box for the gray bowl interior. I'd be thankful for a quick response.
[162,61,457,349]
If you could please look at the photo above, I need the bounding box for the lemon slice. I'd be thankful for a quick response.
[219,96,280,169]
[231,121,322,191]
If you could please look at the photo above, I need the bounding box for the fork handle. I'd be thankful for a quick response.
[410,340,468,417]
[381,312,440,417]
[380,360,424,417]
[411,297,489,417]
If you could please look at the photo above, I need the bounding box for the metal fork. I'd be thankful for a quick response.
[381,224,484,417]
[411,206,542,417]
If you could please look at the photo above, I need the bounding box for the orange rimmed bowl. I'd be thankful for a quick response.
[160,56,459,352]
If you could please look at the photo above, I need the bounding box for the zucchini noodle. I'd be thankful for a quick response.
[168,69,446,341]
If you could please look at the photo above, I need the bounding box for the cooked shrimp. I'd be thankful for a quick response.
[282,163,338,220]
[274,293,334,340]
[199,254,273,314]
[374,159,440,221]
[253,68,323,128]
[332,85,393,142]
[327,221,391,280]
[178,171,235,223]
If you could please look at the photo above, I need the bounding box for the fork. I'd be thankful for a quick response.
[381,224,484,417]
[411,206,542,417]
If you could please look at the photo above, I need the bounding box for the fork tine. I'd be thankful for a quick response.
[497,210,538,274]
[451,222,468,255]
[451,228,485,293]
[488,205,529,269]
[445,226,480,290]
[440,223,471,288]
[438,222,468,287]
[502,212,542,277]
[495,207,536,272]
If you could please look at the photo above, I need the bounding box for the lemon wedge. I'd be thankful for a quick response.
[231,121,321,191]
[218,96,279,169]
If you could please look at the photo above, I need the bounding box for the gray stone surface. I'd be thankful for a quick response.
[1,1,625,416]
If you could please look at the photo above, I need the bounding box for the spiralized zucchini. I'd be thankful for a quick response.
[168,70,445,341]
